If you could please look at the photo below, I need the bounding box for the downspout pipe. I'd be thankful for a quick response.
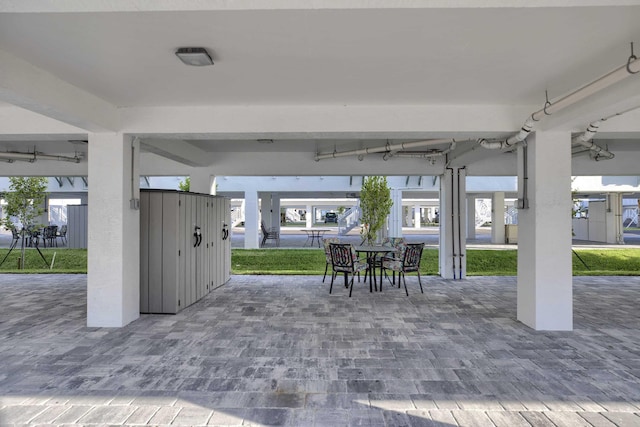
[480,55,640,150]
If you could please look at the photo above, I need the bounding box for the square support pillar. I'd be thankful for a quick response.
[271,194,281,229]
[517,131,573,331]
[414,204,422,229]
[87,133,140,327]
[466,197,476,239]
[244,190,259,249]
[305,205,313,228]
[605,193,624,244]
[439,167,467,279]
[189,168,214,194]
[388,188,403,237]
[491,192,506,244]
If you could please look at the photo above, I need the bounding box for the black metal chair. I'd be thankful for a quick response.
[329,243,367,297]
[381,242,424,296]
[260,221,280,247]
[322,237,340,282]
[56,224,68,246]
[43,225,58,247]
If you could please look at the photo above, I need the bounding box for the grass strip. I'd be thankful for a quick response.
[1,247,639,276]
[0,248,88,273]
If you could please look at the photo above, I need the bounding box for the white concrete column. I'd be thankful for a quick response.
[439,167,467,279]
[466,197,476,239]
[305,205,313,228]
[271,194,281,230]
[491,192,506,244]
[388,188,403,237]
[517,131,572,331]
[605,193,624,244]
[87,133,140,327]
[189,168,214,194]
[414,204,422,229]
[259,193,271,228]
[244,190,259,249]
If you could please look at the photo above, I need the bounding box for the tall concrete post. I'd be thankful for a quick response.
[305,204,313,228]
[388,188,403,237]
[244,190,259,249]
[189,168,213,194]
[491,192,505,244]
[87,133,140,327]
[466,196,476,240]
[517,131,572,331]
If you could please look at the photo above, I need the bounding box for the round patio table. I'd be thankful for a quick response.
[303,229,330,247]
[355,245,396,292]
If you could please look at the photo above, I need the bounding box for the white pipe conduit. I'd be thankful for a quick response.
[571,105,640,160]
[0,151,81,163]
[388,140,458,159]
[480,55,640,151]
[315,138,453,161]
[571,121,615,160]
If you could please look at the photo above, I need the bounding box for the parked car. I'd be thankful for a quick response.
[324,212,338,223]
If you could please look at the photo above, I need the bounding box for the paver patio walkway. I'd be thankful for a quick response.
[0,274,639,426]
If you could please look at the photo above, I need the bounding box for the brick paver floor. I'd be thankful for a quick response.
[0,274,639,426]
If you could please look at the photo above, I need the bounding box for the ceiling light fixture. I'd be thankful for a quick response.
[175,47,214,66]
[258,139,274,144]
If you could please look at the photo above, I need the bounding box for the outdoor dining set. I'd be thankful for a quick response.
[322,237,425,297]
[8,224,68,248]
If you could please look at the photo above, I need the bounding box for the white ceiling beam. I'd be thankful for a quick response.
[140,138,213,167]
[0,105,86,138]
[122,104,531,137]
[0,0,634,13]
[0,49,118,132]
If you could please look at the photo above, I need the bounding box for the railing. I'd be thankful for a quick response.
[623,206,638,228]
[338,203,361,235]
[285,208,302,223]
[231,205,244,227]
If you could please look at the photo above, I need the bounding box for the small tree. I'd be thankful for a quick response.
[1,177,48,269]
[178,176,190,192]
[359,176,393,245]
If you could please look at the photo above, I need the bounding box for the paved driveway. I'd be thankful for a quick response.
[1,274,639,426]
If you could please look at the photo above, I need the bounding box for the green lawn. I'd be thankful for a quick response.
[1,247,639,275]
[0,248,87,273]
[231,248,640,276]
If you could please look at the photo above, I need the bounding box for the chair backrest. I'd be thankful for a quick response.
[260,221,268,233]
[403,243,424,272]
[322,237,340,262]
[382,237,406,247]
[59,225,67,236]
[329,243,356,272]
[9,227,19,240]
[44,225,58,238]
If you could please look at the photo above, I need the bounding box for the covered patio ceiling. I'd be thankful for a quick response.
[0,1,640,177]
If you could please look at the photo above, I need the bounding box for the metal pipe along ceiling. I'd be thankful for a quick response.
[0,151,81,163]
[479,55,640,151]
[314,138,454,161]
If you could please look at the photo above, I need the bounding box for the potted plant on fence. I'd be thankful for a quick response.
[359,176,393,245]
